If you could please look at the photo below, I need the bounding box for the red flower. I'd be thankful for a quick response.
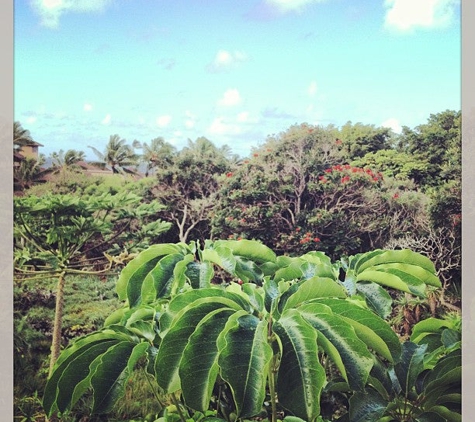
[253,153,259,157]
[226,172,233,177]
[341,175,350,183]
[393,193,399,199]
[324,168,332,173]
[313,237,320,242]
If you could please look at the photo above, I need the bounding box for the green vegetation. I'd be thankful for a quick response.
[13,110,461,421]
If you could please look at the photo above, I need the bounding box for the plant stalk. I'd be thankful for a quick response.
[49,270,66,376]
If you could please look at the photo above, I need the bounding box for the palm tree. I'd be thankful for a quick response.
[14,155,52,192]
[13,121,34,153]
[88,134,138,174]
[135,137,176,176]
[50,149,86,169]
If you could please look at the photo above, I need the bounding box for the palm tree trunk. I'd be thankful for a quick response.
[49,271,66,376]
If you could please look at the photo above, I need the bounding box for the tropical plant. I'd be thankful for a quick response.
[337,315,461,421]
[42,240,442,421]
[135,137,177,176]
[14,121,34,152]
[14,192,171,374]
[14,155,53,192]
[89,134,139,174]
[50,148,86,170]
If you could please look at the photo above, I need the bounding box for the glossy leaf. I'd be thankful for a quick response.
[355,282,392,319]
[90,341,147,413]
[314,298,401,362]
[355,249,437,274]
[274,310,326,421]
[180,308,236,411]
[218,313,273,418]
[348,388,387,422]
[186,260,214,289]
[215,239,277,263]
[298,302,373,390]
[282,277,346,311]
[116,244,187,305]
[155,298,243,393]
[394,342,427,396]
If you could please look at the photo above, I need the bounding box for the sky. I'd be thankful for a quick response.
[14,0,461,159]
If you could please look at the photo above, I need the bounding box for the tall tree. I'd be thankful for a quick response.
[153,137,232,243]
[89,134,138,174]
[398,110,461,188]
[336,121,393,160]
[134,137,176,176]
[13,121,34,152]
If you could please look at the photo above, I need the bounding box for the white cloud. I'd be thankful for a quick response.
[26,116,37,125]
[217,89,242,107]
[184,110,196,128]
[384,0,460,32]
[237,111,250,123]
[31,0,112,28]
[207,49,248,73]
[83,103,93,111]
[101,113,111,125]
[381,117,402,133]
[265,0,327,13]
[307,80,317,97]
[208,117,242,136]
[156,115,172,127]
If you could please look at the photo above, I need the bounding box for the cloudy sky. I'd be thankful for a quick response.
[14,0,461,158]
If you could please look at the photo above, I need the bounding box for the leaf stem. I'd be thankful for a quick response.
[171,392,188,422]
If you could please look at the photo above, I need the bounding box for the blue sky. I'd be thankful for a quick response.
[14,0,461,159]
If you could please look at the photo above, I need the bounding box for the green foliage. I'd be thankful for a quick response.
[43,240,442,421]
[337,316,461,422]
[336,121,393,160]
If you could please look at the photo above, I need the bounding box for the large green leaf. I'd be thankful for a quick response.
[215,239,277,263]
[410,318,454,344]
[234,255,265,283]
[48,340,119,414]
[218,313,273,418]
[356,269,427,297]
[313,298,401,362]
[282,277,347,311]
[354,249,436,274]
[116,244,188,305]
[351,250,441,296]
[160,288,252,333]
[348,388,387,422]
[298,303,373,391]
[394,342,427,396]
[90,341,147,413]
[273,310,326,421]
[155,298,243,393]
[186,260,214,289]
[179,308,236,411]
[201,245,237,274]
[43,328,137,414]
[274,260,304,281]
[140,253,187,303]
[355,282,392,319]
